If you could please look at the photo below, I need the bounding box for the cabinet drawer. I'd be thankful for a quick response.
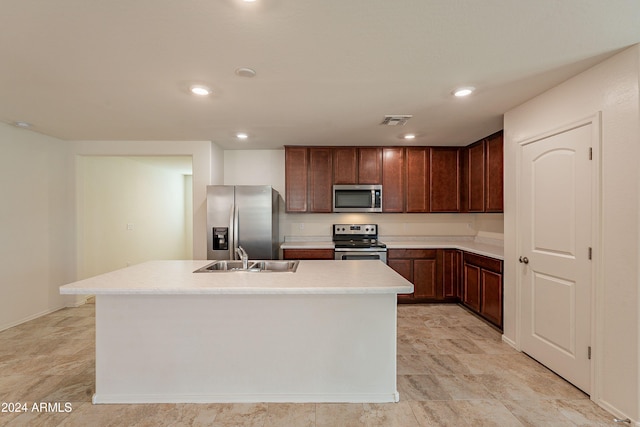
[387,249,437,259]
[463,252,502,273]
[283,249,334,260]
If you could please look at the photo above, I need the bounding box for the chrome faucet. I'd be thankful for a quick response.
[236,246,248,270]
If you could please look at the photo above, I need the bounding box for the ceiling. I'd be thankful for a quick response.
[2,1,639,150]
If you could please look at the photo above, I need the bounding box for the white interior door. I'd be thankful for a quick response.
[519,121,594,394]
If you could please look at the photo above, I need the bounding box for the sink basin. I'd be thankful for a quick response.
[250,260,300,272]
[194,260,299,273]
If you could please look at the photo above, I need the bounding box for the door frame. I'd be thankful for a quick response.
[514,112,602,399]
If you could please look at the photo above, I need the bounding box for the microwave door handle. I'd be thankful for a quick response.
[371,190,375,208]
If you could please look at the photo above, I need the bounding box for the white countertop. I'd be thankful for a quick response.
[281,236,503,260]
[59,260,414,296]
[383,239,503,260]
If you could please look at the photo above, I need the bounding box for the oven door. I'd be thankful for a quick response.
[334,249,387,263]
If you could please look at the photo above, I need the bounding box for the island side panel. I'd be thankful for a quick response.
[94,293,399,403]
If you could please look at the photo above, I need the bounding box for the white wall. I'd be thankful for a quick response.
[184,174,193,258]
[504,45,640,421]
[73,140,218,260]
[224,149,503,240]
[0,123,76,331]
[77,156,192,279]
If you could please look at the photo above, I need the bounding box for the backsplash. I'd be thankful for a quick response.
[281,211,503,239]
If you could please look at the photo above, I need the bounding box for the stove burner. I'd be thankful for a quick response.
[332,224,386,249]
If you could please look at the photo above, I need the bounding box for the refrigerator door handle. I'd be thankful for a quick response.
[233,205,239,260]
[228,204,235,260]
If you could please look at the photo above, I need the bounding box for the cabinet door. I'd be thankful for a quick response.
[333,147,357,184]
[358,147,382,184]
[485,132,504,212]
[413,259,437,299]
[308,148,333,212]
[382,147,405,212]
[388,258,413,302]
[481,269,502,327]
[429,147,460,212]
[406,147,429,212]
[440,249,461,299]
[465,141,486,212]
[285,147,308,212]
[463,263,481,312]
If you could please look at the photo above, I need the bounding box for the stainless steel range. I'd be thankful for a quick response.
[333,224,387,263]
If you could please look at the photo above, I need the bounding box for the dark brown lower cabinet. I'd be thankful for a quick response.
[480,269,502,326]
[462,263,481,312]
[389,249,461,303]
[389,248,502,330]
[388,249,437,302]
[441,249,462,300]
[282,249,334,260]
[462,252,503,328]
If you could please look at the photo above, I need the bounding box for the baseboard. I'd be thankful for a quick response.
[65,295,92,307]
[501,334,518,350]
[92,391,400,404]
[594,398,637,426]
[0,305,67,332]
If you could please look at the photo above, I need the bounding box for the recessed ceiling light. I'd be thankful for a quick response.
[403,134,416,140]
[13,121,32,128]
[190,85,212,96]
[235,67,256,78]
[236,133,249,140]
[453,87,475,97]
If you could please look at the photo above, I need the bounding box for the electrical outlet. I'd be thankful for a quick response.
[299,223,305,230]
[126,223,134,231]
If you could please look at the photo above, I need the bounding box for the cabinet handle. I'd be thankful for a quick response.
[519,256,529,264]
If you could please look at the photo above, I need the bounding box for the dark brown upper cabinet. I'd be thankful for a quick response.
[332,147,382,185]
[381,147,405,212]
[285,146,333,213]
[332,147,358,184]
[405,147,429,212]
[308,147,333,213]
[462,140,486,212]
[461,131,503,213]
[485,132,504,212]
[285,130,502,213]
[285,146,308,212]
[429,147,461,212]
[357,147,382,184]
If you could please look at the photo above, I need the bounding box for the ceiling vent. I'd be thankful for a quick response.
[380,115,412,126]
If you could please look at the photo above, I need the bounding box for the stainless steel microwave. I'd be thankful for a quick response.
[333,185,382,213]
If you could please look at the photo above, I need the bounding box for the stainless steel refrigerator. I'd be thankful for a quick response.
[206,185,280,260]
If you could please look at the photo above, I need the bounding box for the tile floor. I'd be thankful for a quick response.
[0,302,616,426]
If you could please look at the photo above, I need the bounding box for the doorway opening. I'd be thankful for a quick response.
[77,156,193,279]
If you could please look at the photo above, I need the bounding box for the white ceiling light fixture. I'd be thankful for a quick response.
[453,87,475,97]
[236,132,249,140]
[190,85,212,96]
[13,121,32,128]
[235,67,256,78]
[403,134,416,140]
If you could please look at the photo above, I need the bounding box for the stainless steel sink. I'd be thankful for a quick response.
[194,260,299,273]
[249,260,300,272]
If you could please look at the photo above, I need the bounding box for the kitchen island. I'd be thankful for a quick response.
[59,260,413,404]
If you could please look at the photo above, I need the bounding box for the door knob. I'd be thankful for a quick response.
[519,256,529,264]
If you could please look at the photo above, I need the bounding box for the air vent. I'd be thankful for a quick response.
[380,115,412,126]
